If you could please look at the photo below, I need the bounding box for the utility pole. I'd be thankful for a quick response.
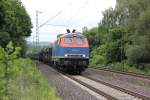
[36,10,39,47]
[35,11,62,47]
[35,10,42,47]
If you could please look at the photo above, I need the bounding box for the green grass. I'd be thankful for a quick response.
[0,58,60,100]
[90,62,150,75]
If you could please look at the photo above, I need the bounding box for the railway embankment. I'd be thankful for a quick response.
[37,61,150,100]
[83,68,150,99]
[37,62,100,100]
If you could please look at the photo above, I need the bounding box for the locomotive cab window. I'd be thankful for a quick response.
[64,37,74,44]
[64,36,84,44]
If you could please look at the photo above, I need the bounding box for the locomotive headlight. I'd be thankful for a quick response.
[65,54,68,57]
[82,54,86,57]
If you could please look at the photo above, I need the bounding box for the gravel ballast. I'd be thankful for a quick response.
[84,68,150,98]
[37,63,99,100]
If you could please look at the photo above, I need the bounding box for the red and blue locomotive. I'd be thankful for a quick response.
[52,29,89,73]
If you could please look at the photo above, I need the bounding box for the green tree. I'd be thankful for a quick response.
[0,41,21,97]
[83,27,102,49]
[0,0,32,55]
[116,0,150,65]
[85,0,150,66]
[0,32,10,47]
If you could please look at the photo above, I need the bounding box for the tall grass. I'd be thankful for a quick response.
[90,62,150,75]
[0,42,60,100]
[0,58,60,100]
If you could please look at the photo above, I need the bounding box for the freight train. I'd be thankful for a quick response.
[32,29,89,74]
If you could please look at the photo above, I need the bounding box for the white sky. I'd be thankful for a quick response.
[21,0,116,42]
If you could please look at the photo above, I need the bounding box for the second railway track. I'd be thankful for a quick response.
[82,74,150,100]
[37,61,149,100]
[65,74,143,100]
[93,67,150,80]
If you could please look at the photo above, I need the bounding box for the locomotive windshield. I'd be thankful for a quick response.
[64,36,84,44]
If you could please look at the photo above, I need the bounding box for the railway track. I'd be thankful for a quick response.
[65,74,116,100]
[37,61,149,100]
[82,74,150,100]
[46,65,142,100]
[92,67,150,80]
[65,74,143,100]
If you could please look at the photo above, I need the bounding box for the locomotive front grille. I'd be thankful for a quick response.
[68,54,82,58]
[65,54,85,58]
[62,59,88,66]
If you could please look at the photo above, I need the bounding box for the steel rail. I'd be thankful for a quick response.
[65,74,117,100]
[48,66,117,100]
[91,67,150,80]
[83,74,150,100]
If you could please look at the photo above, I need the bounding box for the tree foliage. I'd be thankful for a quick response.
[0,42,60,100]
[0,0,32,55]
[84,0,150,66]
[0,41,21,97]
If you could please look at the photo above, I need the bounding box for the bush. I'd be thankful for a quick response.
[90,44,108,66]
[7,58,60,100]
[90,55,106,66]
[0,42,60,100]
[126,45,150,65]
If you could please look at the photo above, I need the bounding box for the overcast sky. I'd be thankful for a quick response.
[21,0,116,42]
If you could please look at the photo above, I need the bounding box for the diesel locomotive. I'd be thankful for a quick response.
[36,29,89,74]
[52,29,89,73]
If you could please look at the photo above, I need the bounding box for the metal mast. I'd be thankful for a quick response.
[35,10,39,47]
[35,10,42,47]
[35,11,62,47]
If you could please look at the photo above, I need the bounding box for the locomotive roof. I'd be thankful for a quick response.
[61,32,85,38]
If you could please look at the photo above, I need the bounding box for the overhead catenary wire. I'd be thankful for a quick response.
[39,11,63,28]
[35,10,63,47]
[67,0,91,26]
[39,0,90,29]
[38,1,72,28]
[45,24,69,27]
[35,0,91,43]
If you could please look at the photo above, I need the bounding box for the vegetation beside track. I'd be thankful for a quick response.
[91,63,150,75]
[83,0,150,75]
[0,42,60,100]
[0,0,32,56]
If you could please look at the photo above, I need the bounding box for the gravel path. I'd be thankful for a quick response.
[84,68,150,98]
[37,62,100,100]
